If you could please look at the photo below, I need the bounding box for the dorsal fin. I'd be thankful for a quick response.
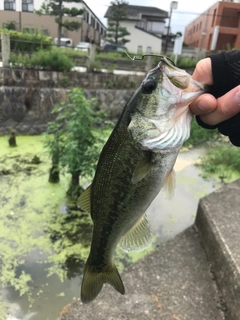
[119,214,152,252]
[78,184,91,213]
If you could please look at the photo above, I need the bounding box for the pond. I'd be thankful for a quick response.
[0,135,218,320]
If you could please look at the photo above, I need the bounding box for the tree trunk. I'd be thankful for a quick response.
[67,171,82,199]
[8,131,17,147]
[48,155,60,183]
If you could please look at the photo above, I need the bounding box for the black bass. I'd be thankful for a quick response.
[79,57,204,303]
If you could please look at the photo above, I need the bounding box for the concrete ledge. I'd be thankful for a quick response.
[195,179,240,320]
[57,227,225,320]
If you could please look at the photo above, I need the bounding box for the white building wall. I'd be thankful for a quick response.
[122,21,162,54]
[15,0,21,11]
[10,0,85,12]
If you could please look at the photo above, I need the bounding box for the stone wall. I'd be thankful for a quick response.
[0,87,134,135]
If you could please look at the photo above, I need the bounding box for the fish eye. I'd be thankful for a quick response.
[141,79,157,94]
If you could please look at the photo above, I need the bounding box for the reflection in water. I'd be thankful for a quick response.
[0,136,217,320]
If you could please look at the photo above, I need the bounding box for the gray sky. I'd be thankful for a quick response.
[85,0,222,34]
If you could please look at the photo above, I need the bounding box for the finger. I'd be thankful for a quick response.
[190,93,217,116]
[192,58,213,85]
[200,85,240,125]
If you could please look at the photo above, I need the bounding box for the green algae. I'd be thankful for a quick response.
[0,135,155,318]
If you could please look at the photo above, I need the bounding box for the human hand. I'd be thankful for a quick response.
[190,58,240,126]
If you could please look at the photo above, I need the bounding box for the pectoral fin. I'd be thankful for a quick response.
[131,158,153,184]
[120,214,152,252]
[78,185,91,213]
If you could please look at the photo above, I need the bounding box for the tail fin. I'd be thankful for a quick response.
[81,262,125,303]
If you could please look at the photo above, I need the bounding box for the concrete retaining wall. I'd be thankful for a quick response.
[0,87,134,135]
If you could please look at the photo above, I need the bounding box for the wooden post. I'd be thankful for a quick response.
[1,33,10,67]
[145,55,153,73]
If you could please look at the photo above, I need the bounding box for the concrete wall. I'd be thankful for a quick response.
[0,87,134,135]
[0,68,143,89]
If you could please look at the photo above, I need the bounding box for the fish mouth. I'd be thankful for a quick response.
[159,57,205,92]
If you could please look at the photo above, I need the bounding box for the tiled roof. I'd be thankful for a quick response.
[105,5,168,19]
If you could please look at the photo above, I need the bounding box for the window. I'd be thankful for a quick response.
[137,21,144,28]
[22,28,35,34]
[137,46,142,54]
[84,10,89,23]
[212,9,216,27]
[4,1,16,11]
[41,29,48,36]
[91,17,95,28]
[22,0,33,12]
[146,46,151,53]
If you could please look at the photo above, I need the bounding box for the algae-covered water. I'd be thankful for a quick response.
[0,135,217,320]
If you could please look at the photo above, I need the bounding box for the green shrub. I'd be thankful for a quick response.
[184,117,218,147]
[176,56,198,69]
[10,47,73,72]
[0,29,51,52]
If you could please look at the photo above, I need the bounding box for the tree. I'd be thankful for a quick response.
[36,0,84,46]
[44,88,112,199]
[106,0,130,45]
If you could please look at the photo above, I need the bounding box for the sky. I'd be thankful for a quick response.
[84,0,225,35]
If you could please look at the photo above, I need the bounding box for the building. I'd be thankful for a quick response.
[104,5,168,54]
[184,0,240,51]
[0,0,106,46]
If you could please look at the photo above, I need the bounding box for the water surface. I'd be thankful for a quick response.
[0,136,218,320]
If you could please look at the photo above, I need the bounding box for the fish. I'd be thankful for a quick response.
[79,56,205,303]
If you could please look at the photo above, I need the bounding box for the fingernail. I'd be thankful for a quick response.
[234,90,240,105]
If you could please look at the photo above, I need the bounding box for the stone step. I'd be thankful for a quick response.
[195,179,240,320]
[57,226,225,320]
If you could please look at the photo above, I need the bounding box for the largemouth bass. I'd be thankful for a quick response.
[79,57,204,303]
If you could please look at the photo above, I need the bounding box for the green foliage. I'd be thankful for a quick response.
[184,117,218,147]
[44,88,112,193]
[9,47,73,72]
[0,29,51,52]
[2,21,16,30]
[36,0,83,43]
[175,55,198,69]
[106,0,130,45]
[60,75,70,87]
[196,143,240,183]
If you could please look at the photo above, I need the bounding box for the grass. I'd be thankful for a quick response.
[196,143,240,183]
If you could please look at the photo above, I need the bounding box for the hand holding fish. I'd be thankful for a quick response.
[190,57,240,125]
[190,50,240,146]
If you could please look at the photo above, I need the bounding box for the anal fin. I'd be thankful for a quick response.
[120,214,152,252]
[78,184,91,213]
